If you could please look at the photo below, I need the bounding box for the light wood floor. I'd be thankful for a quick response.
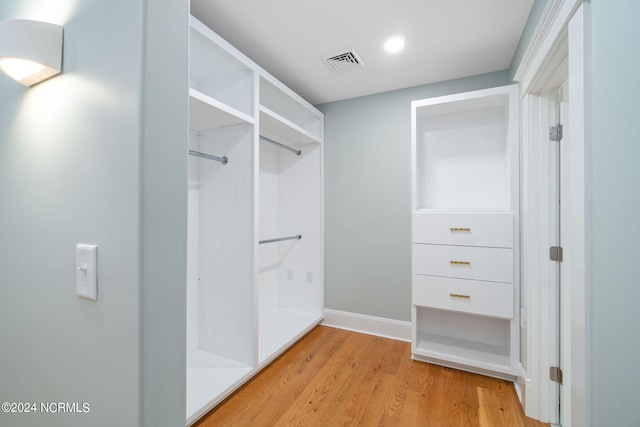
[194,326,547,427]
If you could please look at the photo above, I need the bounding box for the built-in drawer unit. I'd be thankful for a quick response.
[412,212,513,248]
[412,275,514,319]
[411,85,519,378]
[412,244,513,284]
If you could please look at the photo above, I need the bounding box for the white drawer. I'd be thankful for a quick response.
[412,212,513,248]
[413,275,514,319]
[412,244,513,283]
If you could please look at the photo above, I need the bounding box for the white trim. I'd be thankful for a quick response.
[514,2,589,426]
[566,5,589,426]
[515,363,527,403]
[321,309,411,342]
[514,0,583,94]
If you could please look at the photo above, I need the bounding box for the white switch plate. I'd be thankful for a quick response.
[76,244,98,301]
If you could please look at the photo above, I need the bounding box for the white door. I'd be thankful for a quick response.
[547,84,568,424]
[520,49,568,425]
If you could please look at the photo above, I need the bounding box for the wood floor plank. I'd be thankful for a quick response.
[324,335,397,425]
[193,326,549,427]
[274,331,374,426]
[329,340,397,425]
[478,384,524,427]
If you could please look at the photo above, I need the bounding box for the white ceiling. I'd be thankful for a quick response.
[190,0,534,105]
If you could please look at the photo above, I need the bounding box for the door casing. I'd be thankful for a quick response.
[514,1,589,426]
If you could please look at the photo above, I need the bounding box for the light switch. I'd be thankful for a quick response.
[76,244,98,301]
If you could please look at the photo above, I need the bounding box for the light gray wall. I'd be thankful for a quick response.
[589,1,640,426]
[140,1,188,426]
[0,1,187,426]
[317,70,511,322]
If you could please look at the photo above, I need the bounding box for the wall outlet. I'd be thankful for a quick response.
[305,272,313,283]
[287,270,293,280]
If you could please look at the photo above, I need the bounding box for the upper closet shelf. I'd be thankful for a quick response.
[259,76,323,141]
[190,15,323,142]
[189,89,254,132]
[190,17,255,120]
[260,106,321,146]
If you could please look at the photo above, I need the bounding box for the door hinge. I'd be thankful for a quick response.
[550,124,563,141]
[550,246,563,262]
[550,366,563,384]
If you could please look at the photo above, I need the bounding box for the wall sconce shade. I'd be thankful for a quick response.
[0,19,63,86]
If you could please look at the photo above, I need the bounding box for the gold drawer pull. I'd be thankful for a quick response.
[450,293,471,299]
[450,227,471,232]
[450,260,471,266]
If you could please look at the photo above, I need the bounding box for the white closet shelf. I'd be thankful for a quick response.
[189,88,255,132]
[258,309,323,364]
[413,333,513,375]
[259,76,323,137]
[186,350,253,424]
[260,105,322,146]
[414,208,513,214]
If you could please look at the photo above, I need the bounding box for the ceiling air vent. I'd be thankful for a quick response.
[323,49,364,73]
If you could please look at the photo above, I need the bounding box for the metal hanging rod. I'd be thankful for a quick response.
[260,136,301,156]
[189,149,228,165]
[259,234,302,245]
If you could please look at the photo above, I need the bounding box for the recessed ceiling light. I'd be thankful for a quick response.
[384,36,405,53]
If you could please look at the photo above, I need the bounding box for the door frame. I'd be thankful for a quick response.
[514,1,589,426]
[519,84,563,424]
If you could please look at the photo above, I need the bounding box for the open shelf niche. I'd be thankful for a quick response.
[413,91,514,212]
[258,133,323,364]
[187,122,256,422]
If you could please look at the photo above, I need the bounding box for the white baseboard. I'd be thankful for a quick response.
[514,363,527,404]
[320,309,411,342]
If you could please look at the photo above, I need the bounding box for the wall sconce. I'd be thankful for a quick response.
[0,19,63,86]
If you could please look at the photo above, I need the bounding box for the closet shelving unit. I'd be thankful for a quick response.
[410,85,519,379]
[257,76,324,364]
[186,16,324,425]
